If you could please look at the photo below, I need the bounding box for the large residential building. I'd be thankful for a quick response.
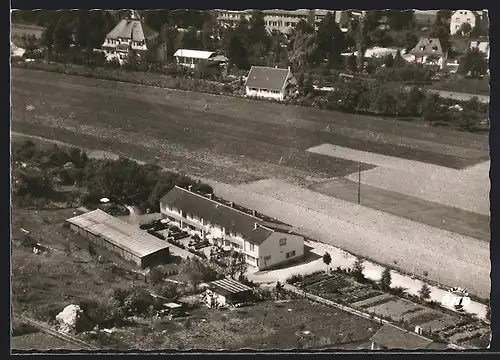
[101,10,167,63]
[245,66,297,101]
[67,209,171,268]
[470,39,490,59]
[214,9,349,34]
[449,10,487,35]
[160,186,304,270]
[409,37,447,69]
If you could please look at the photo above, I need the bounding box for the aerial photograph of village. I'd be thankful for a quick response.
[11,8,491,352]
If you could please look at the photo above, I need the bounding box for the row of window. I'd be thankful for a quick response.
[286,250,296,259]
[106,38,146,47]
[163,212,253,250]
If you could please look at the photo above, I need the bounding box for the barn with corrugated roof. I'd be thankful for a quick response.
[204,278,254,308]
[67,209,170,268]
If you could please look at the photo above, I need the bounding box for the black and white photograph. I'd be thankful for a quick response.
[10,8,491,352]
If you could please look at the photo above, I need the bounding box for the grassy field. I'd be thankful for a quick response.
[429,76,490,96]
[107,299,381,350]
[11,69,489,187]
[310,178,490,242]
[11,207,153,324]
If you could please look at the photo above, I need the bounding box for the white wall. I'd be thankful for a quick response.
[246,87,285,101]
[257,232,304,270]
[450,10,478,35]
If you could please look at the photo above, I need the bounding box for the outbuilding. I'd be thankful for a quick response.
[203,278,254,308]
[67,209,170,268]
[245,66,297,101]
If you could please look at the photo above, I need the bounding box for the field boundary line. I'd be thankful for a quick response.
[282,284,465,350]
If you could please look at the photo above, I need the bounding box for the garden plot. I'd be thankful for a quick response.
[417,316,461,333]
[365,298,426,319]
[351,294,397,310]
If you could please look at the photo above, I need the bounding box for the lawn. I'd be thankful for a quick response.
[11,68,489,187]
[12,332,82,351]
[311,178,490,241]
[106,299,381,350]
[429,75,490,96]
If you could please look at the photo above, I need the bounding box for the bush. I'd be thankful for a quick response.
[286,274,304,284]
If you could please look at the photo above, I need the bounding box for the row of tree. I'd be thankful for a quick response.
[12,140,213,211]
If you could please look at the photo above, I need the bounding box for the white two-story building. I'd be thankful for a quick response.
[160,186,304,270]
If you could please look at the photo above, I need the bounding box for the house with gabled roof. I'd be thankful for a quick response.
[450,10,487,36]
[409,37,447,69]
[101,10,166,63]
[160,186,304,270]
[245,66,297,101]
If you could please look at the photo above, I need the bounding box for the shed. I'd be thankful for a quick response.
[174,49,216,69]
[204,278,254,308]
[67,209,170,268]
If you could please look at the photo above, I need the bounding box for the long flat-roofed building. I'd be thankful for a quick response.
[67,209,170,268]
[160,186,304,270]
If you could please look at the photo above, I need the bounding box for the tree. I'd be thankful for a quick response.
[157,282,180,300]
[201,14,219,50]
[53,16,73,53]
[430,15,451,53]
[288,32,319,70]
[458,48,488,78]
[294,19,314,34]
[347,54,357,72]
[486,303,491,322]
[456,22,472,37]
[352,257,365,282]
[323,252,332,271]
[316,12,345,68]
[385,10,414,31]
[180,26,203,49]
[226,30,249,70]
[418,282,431,300]
[380,267,392,290]
[41,21,56,60]
[384,53,394,67]
[393,50,405,68]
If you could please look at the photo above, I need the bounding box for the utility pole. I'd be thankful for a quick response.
[357,162,361,205]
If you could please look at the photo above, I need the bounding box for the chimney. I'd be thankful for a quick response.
[254,223,258,230]
[252,210,257,217]
[229,201,234,208]
[187,185,192,192]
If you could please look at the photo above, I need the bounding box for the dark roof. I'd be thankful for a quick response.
[370,324,435,350]
[107,18,158,41]
[208,278,253,297]
[160,186,275,245]
[245,66,291,91]
[410,38,444,56]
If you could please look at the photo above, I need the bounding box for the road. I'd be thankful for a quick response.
[402,86,489,103]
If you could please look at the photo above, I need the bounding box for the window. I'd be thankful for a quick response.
[279,238,287,246]
[291,250,296,257]
[249,243,255,251]
[264,255,271,261]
